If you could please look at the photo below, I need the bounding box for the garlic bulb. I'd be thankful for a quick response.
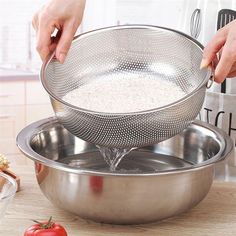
[0,154,10,171]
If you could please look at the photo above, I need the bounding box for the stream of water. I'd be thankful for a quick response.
[96,146,134,171]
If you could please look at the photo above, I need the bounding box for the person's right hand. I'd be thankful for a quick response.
[32,0,86,63]
[201,19,236,83]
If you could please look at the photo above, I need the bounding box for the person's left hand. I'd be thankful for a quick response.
[201,19,236,83]
[32,0,86,63]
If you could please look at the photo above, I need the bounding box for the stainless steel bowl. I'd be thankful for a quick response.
[16,118,233,224]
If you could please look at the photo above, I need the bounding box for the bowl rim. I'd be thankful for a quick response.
[40,24,212,116]
[16,117,233,177]
[0,172,17,200]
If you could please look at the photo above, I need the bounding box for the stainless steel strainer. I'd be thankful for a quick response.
[41,25,213,148]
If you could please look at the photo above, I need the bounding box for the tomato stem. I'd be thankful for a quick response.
[32,216,54,229]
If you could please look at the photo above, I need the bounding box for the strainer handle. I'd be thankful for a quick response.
[206,65,215,89]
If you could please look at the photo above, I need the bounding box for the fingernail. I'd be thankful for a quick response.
[200,59,209,70]
[58,53,66,64]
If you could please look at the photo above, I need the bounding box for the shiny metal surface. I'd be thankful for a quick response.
[190,9,201,39]
[17,118,233,224]
[41,25,212,148]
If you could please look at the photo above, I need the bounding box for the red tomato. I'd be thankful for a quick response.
[24,217,67,236]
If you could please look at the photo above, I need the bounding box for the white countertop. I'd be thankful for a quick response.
[0,67,39,81]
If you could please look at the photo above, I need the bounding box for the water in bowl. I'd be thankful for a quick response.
[58,149,193,173]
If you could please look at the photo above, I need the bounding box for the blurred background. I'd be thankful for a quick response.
[0,0,212,72]
[1,0,229,72]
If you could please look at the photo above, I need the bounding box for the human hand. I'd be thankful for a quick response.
[201,19,236,83]
[32,0,86,63]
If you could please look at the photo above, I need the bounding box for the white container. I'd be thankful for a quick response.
[199,92,236,181]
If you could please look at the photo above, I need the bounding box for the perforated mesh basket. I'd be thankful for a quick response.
[41,25,211,148]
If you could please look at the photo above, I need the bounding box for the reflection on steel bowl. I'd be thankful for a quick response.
[17,117,233,224]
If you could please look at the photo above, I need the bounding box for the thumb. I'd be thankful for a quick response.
[55,21,78,63]
[201,28,227,69]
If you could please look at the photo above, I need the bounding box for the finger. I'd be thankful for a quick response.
[36,28,53,61]
[55,21,78,63]
[32,5,45,32]
[214,31,236,83]
[227,70,236,78]
[37,16,56,61]
[49,32,61,52]
[201,28,228,69]
[211,55,219,69]
[226,61,236,77]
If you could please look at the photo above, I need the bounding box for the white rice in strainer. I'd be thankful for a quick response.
[63,74,186,113]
